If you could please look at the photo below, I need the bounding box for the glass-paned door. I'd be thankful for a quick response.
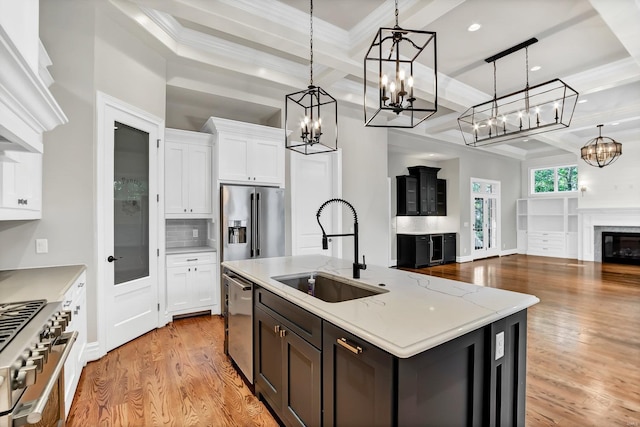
[101,96,160,353]
[113,122,150,284]
[471,179,500,259]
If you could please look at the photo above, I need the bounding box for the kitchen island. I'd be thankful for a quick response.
[222,255,539,427]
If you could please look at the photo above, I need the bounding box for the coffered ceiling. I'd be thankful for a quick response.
[109,0,640,160]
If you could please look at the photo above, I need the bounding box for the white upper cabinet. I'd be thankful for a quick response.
[0,0,67,153]
[202,117,285,187]
[165,128,212,218]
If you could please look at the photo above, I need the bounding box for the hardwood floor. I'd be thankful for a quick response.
[67,255,640,426]
[67,314,278,427]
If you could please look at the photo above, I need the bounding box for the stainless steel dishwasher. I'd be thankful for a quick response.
[224,270,254,383]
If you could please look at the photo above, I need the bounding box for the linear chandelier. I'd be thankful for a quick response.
[285,0,337,155]
[364,0,437,128]
[581,124,622,168]
[458,38,579,147]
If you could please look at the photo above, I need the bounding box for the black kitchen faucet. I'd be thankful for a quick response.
[316,198,367,279]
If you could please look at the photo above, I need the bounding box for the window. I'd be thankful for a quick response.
[531,165,578,194]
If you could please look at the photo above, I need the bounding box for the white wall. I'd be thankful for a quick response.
[339,114,389,267]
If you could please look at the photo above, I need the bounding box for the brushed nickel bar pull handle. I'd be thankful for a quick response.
[23,330,78,424]
[279,329,287,338]
[337,338,362,354]
[274,325,280,334]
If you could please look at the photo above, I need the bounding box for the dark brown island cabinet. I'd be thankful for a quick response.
[248,283,528,427]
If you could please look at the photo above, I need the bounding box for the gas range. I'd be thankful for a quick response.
[0,299,76,424]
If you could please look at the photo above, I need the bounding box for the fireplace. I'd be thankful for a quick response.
[602,232,640,265]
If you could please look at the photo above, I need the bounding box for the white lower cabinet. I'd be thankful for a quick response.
[63,271,87,418]
[166,252,219,316]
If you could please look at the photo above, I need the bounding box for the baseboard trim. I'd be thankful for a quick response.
[457,255,473,263]
[84,341,104,362]
[500,249,518,256]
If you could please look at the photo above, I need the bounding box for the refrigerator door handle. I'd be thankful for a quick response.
[250,192,255,257]
[256,192,261,256]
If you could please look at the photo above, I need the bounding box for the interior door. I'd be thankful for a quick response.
[291,150,341,257]
[104,106,160,352]
[471,180,500,259]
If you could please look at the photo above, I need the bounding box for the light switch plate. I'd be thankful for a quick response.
[193,229,198,238]
[36,239,48,254]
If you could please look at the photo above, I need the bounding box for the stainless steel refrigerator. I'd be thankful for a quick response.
[221,184,285,262]
[221,184,284,384]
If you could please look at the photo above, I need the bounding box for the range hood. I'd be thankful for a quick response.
[0,25,67,153]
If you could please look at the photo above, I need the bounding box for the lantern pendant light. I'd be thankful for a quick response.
[285,0,337,155]
[364,0,438,128]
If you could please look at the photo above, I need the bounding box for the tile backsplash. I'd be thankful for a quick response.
[166,219,209,248]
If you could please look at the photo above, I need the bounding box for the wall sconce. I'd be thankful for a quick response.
[580,185,587,197]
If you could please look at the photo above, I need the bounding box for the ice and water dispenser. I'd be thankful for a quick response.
[228,220,247,244]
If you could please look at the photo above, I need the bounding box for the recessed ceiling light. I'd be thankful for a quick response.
[530,65,541,71]
[611,122,620,126]
[467,23,481,32]
[578,99,588,104]
[429,153,435,157]
[523,139,529,142]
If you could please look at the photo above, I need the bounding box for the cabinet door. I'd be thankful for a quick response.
[218,133,251,182]
[397,326,485,427]
[166,266,190,312]
[187,143,212,214]
[0,151,42,215]
[426,173,438,215]
[250,138,283,185]
[282,329,321,427]
[396,176,418,216]
[165,142,188,214]
[191,262,216,307]
[443,233,456,263]
[254,307,283,414]
[436,179,447,216]
[323,321,394,427]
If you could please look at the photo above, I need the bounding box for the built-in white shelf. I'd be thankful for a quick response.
[516,196,578,259]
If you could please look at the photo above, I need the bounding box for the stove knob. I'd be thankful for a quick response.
[27,353,45,372]
[54,316,68,329]
[47,324,62,338]
[13,364,37,389]
[30,346,48,364]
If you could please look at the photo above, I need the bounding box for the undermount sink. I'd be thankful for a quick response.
[271,271,388,303]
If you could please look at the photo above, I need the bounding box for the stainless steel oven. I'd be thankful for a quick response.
[0,300,77,427]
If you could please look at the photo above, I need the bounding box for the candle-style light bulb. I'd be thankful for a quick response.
[381,74,388,102]
[389,81,396,94]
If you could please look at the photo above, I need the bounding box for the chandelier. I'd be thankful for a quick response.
[364,0,437,128]
[285,0,337,155]
[581,124,622,168]
[458,38,579,147]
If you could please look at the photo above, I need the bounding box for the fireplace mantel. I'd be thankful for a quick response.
[578,207,640,261]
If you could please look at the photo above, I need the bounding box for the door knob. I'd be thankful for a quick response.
[107,255,121,262]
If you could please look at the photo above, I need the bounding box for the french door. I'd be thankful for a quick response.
[471,179,500,259]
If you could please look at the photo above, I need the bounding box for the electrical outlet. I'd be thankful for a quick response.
[192,229,198,238]
[495,331,505,360]
[36,239,48,254]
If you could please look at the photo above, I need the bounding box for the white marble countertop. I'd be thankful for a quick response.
[166,246,216,255]
[222,255,539,358]
[0,265,86,303]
